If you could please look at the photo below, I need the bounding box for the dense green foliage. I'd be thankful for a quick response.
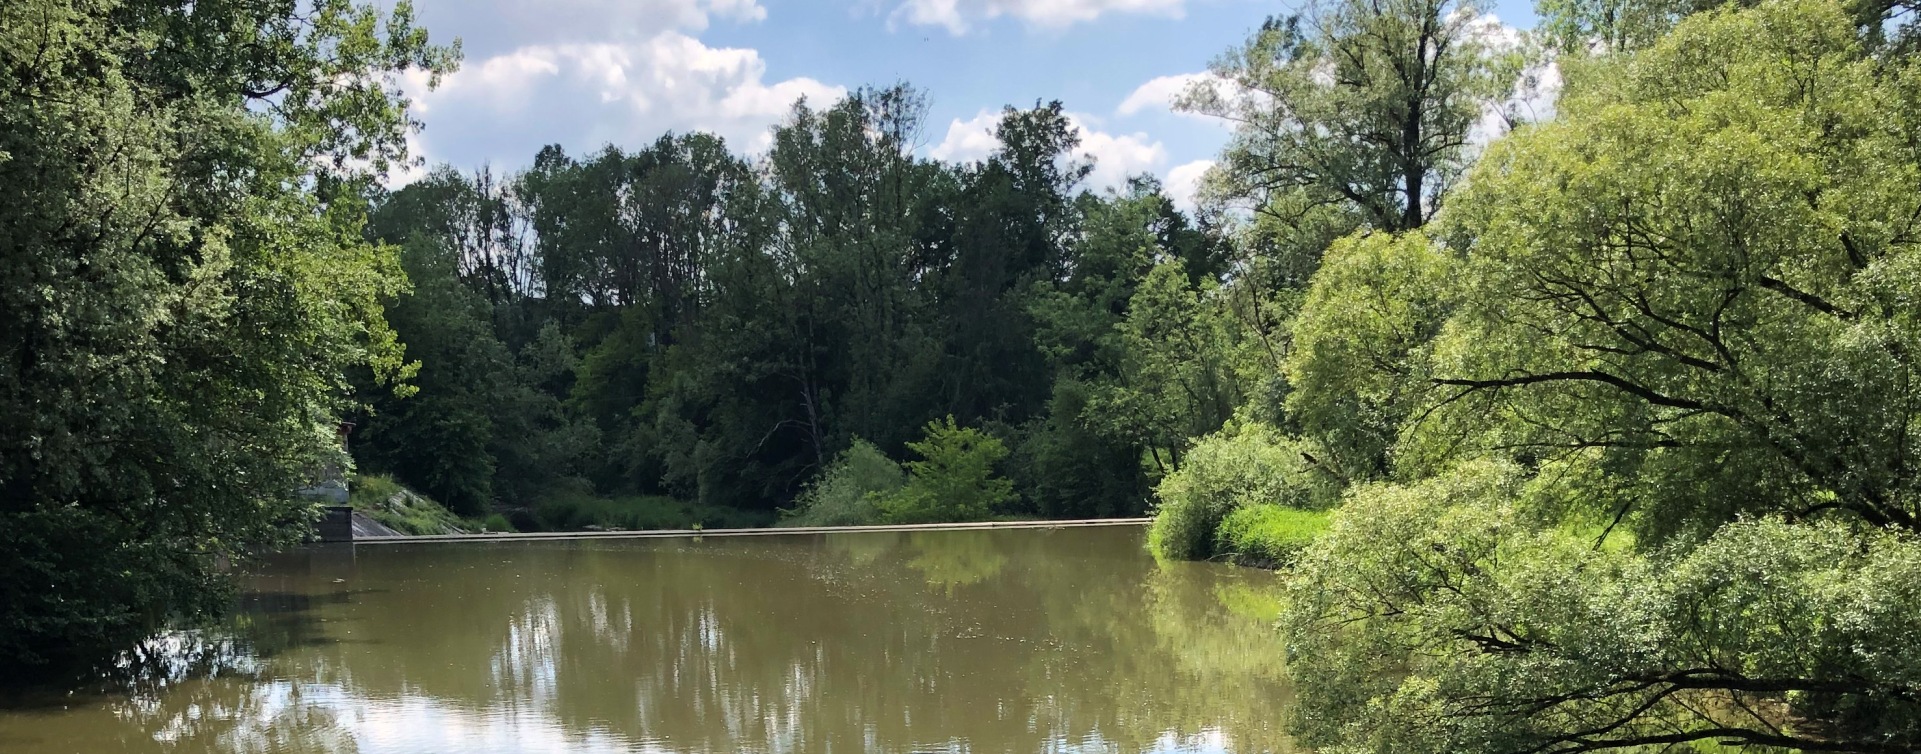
[353,168,595,516]
[876,417,1017,524]
[782,439,905,527]
[1288,461,1921,752]
[347,91,1242,529]
[1136,0,1530,569]
[1147,422,1324,561]
[1262,0,1921,749]
[529,490,764,531]
[347,475,472,536]
[0,0,451,677]
[1285,231,1457,486]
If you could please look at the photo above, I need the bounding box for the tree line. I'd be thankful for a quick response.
[347,90,1253,529]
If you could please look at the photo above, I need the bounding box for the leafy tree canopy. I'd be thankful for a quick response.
[1280,1,1921,749]
[0,0,453,676]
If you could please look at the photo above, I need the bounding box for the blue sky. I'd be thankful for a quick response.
[394,0,1542,207]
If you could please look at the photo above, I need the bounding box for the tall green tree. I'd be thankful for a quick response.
[1169,0,1521,504]
[1422,0,1921,536]
[1024,179,1238,512]
[878,416,1016,524]
[1022,179,1235,517]
[1090,259,1248,471]
[354,168,598,514]
[0,0,453,676]
[1535,0,1692,52]
[1536,0,1921,55]
[1282,1,1921,749]
[354,219,505,514]
[619,85,956,511]
[348,87,1235,527]
[1179,0,1517,234]
[1284,231,1457,485]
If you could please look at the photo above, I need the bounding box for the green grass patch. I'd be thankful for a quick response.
[1213,504,1333,569]
[348,474,473,535]
[1145,423,1326,561]
[531,491,773,531]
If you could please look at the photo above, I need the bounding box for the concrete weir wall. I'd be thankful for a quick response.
[350,518,1154,545]
[315,505,355,543]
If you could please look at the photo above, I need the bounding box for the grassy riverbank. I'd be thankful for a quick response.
[1211,506,1332,569]
[351,475,778,535]
[348,475,487,535]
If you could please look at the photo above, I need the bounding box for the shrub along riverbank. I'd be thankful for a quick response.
[778,418,1023,528]
[1144,422,1333,567]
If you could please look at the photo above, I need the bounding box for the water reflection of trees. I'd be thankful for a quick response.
[0,625,362,752]
[902,531,1010,594]
[13,528,1299,754]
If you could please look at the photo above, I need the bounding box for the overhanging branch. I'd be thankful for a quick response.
[1432,371,1709,412]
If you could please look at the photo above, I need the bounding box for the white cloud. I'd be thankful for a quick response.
[1116,72,1210,116]
[411,0,767,57]
[1068,113,1166,191]
[888,0,1185,35]
[403,51,562,115]
[1459,12,1564,148]
[1116,70,1258,132]
[1164,159,1214,213]
[386,0,826,174]
[926,109,1171,195]
[400,32,844,170]
[929,110,1003,163]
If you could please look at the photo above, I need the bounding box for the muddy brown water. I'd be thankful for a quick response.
[0,526,1298,753]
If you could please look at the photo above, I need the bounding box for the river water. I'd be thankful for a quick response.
[0,526,1297,753]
